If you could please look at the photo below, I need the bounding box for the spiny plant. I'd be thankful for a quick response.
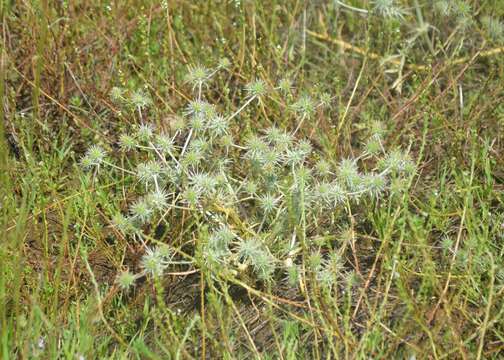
[80,61,416,292]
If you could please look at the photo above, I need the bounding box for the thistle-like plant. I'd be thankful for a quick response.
[82,60,416,291]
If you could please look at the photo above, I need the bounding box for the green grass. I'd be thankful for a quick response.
[1,0,504,358]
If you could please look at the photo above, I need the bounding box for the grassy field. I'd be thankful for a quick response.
[1,0,504,358]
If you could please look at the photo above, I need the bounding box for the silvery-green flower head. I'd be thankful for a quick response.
[181,149,203,168]
[208,115,229,136]
[237,238,264,263]
[245,135,268,160]
[364,135,382,155]
[119,134,137,151]
[130,197,153,224]
[110,86,125,103]
[291,95,316,118]
[141,247,168,277]
[185,65,211,88]
[372,0,406,19]
[130,90,152,110]
[207,226,235,259]
[81,145,106,169]
[185,100,215,119]
[218,57,231,69]
[182,186,201,207]
[112,213,137,235]
[337,158,361,190]
[258,193,280,214]
[155,133,176,154]
[136,123,155,142]
[116,270,137,290]
[136,161,163,185]
[264,126,283,144]
[362,173,388,198]
[278,78,293,93]
[315,159,332,177]
[192,173,218,194]
[379,149,415,176]
[245,79,267,98]
[146,189,169,212]
[189,137,211,154]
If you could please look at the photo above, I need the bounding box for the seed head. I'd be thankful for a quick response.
[130,198,153,224]
[110,87,125,103]
[155,133,176,154]
[81,145,106,169]
[119,134,137,151]
[258,193,279,214]
[136,123,155,142]
[278,78,293,93]
[141,247,167,277]
[292,95,316,118]
[116,270,136,290]
[130,90,152,110]
[136,161,163,185]
[146,189,169,211]
[245,79,267,98]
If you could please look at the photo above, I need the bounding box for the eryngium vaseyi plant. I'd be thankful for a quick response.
[82,62,416,290]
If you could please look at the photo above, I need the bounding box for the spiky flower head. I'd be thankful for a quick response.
[154,133,176,154]
[218,57,231,69]
[258,193,279,214]
[361,173,387,198]
[130,197,153,224]
[181,187,201,207]
[372,0,405,19]
[130,90,152,110]
[337,158,361,190]
[379,149,415,175]
[207,226,235,259]
[237,238,263,262]
[245,134,268,160]
[189,137,211,154]
[284,148,307,166]
[278,78,293,93]
[112,213,137,235]
[291,95,316,118]
[182,149,203,168]
[146,189,169,212]
[264,126,283,144]
[116,270,136,290]
[185,100,216,119]
[364,135,382,155]
[185,65,210,88]
[253,251,276,281]
[315,159,332,177]
[245,79,267,98]
[191,173,218,194]
[313,182,345,207]
[260,150,281,174]
[208,115,229,136]
[275,132,294,152]
[136,161,163,185]
[219,134,234,149]
[110,87,125,103]
[140,247,168,277]
[319,92,332,107]
[81,145,106,169]
[136,123,155,142]
[119,134,137,151]
[244,180,258,195]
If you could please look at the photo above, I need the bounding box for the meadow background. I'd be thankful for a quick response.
[1,0,504,358]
